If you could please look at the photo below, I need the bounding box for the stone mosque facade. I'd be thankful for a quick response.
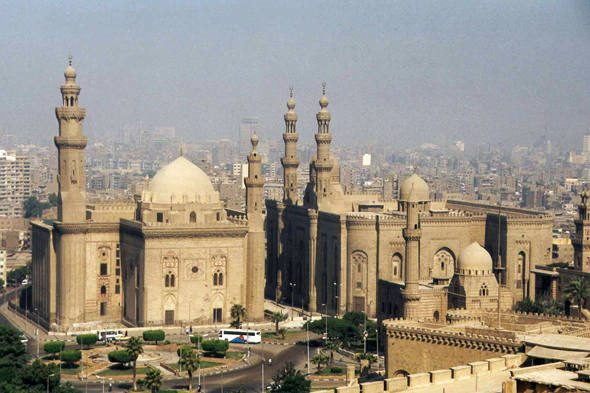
[31,61,266,330]
[266,87,554,320]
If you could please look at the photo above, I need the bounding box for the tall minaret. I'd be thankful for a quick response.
[313,83,333,207]
[55,56,87,223]
[281,87,300,204]
[245,134,265,321]
[402,186,422,319]
[574,190,590,272]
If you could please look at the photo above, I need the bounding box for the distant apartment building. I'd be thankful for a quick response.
[0,151,31,217]
[0,249,5,286]
[239,118,262,160]
[584,133,590,153]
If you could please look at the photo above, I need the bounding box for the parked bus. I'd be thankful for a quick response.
[97,330,124,343]
[218,329,261,344]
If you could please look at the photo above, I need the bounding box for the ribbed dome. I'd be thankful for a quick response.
[146,156,215,204]
[457,242,493,274]
[400,174,430,201]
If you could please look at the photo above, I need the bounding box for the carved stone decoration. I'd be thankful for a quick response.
[184,259,205,280]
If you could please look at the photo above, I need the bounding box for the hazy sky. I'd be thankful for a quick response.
[1,0,589,150]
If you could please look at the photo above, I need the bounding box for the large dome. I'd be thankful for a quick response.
[457,242,493,274]
[146,156,216,204]
[400,174,430,201]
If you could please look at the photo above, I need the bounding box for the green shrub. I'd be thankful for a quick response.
[61,350,82,367]
[107,350,133,367]
[76,334,98,349]
[190,335,203,346]
[201,339,229,355]
[162,340,171,345]
[142,330,166,344]
[43,341,65,359]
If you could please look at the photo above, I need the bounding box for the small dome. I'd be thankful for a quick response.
[251,134,259,144]
[319,94,329,108]
[64,65,77,79]
[457,242,493,273]
[400,174,430,201]
[146,156,216,204]
[287,96,295,110]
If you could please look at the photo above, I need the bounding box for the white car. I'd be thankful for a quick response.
[20,334,28,344]
[21,279,28,285]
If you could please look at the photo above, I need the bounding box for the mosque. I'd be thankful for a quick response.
[31,60,266,330]
[266,86,554,320]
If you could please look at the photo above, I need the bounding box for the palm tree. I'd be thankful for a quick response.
[140,368,163,393]
[179,347,200,392]
[310,354,329,374]
[565,277,590,319]
[323,339,341,365]
[270,312,287,335]
[230,304,247,328]
[126,336,144,391]
[355,353,377,372]
[278,327,288,340]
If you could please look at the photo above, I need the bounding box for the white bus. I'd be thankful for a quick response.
[97,330,124,343]
[218,329,261,344]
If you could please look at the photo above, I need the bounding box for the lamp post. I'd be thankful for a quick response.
[289,283,296,321]
[363,306,367,354]
[46,373,55,393]
[333,283,338,316]
[306,318,310,376]
[322,303,327,340]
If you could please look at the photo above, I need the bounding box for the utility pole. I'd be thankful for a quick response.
[261,339,265,393]
[306,319,310,376]
[322,303,327,340]
[290,283,296,321]
[497,203,502,329]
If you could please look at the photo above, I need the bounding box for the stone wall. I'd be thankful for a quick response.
[384,321,522,376]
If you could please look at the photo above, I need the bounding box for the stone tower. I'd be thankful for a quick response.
[245,134,265,321]
[312,83,333,208]
[54,57,88,325]
[55,56,87,223]
[281,87,300,204]
[574,190,590,272]
[402,186,422,319]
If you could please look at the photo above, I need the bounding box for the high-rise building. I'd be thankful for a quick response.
[0,151,31,217]
[239,117,262,160]
[584,132,590,153]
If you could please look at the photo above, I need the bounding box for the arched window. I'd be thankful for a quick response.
[480,283,488,296]
[165,275,170,287]
[190,212,196,223]
[70,96,74,106]
[100,285,106,294]
[170,274,175,287]
[213,273,218,286]
[218,272,223,286]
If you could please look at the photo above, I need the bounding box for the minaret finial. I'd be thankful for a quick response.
[68,55,72,66]
[290,86,293,98]
[322,82,326,95]
[180,147,183,157]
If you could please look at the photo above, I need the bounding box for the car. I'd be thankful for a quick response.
[19,334,28,344]
[21,279,28,285]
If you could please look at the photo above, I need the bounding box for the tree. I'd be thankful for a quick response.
[48,193,58,207]
[565,277,590,319]
[179,347,200,391]
[108,350,133,368]
[126,336,144,391]
[142,330,165,345]
[270,312,288,335]
[514,298,543,314]
[23,196,51,218]
[230,304,246,329]
[190,335,203,347]
[0,325,27,367]
[61,350,82,368]
[76,334,97,349]
[7,266,31,286]
[343,311,366,327]
[323,339,341,365]
[355,353,377,372]
[310,354,329,373]
[0,278,4,291]
[271,362,311,393]
[201,339,229,356]
[138,368,162,393]
[278,327,288,340]
[305,318,360,342]
[43,341,65,360]
[176,346,193,358]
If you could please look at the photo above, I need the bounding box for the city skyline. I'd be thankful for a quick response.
[0,1,589,150]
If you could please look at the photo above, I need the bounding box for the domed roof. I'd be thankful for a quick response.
[400,174,430,201]
[457,242,493,273]
[146,156,216,204]
[64,65,77,79]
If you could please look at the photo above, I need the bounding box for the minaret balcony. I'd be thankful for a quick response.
[54,136,88,149]
[403,228,422,240]
[244,178,264,188]
[56,107,86,121]
[281,157,300,166]
[314,160,333,171]
[283,133,299,141]
[315,134,333,143]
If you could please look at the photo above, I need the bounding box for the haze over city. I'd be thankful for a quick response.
[1,0,590,148]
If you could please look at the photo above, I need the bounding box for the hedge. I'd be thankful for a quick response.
[190,335,203,346]
[76,334,98,349]
[142,330,166,344]
[201,339,229,355]
[61,350,82,367]
[108,350,134,366]
[43,341,65,359]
